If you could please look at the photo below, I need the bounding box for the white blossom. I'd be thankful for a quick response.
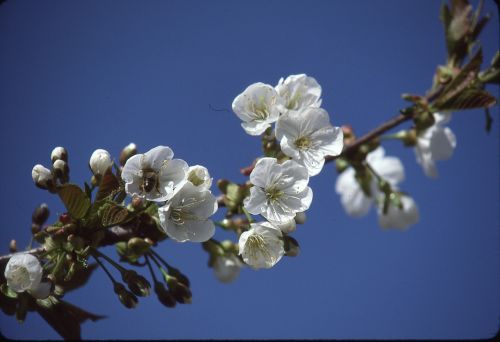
[272,219,297,234]
[238,221,284,269]
[4,253,50,299]
[213,254,243,283]
[158,182,217,242]
[232,82,282,136]
[50,146,67,162]
[32,164,53,188]
[275,107,343,176]
[415,112,456,178]
[377,195,419,230]
[89,149,113,176]
[244,157,313,224]
[275,73,322,112]
[335,147,404,217]
[187,165,212,190]
[122,146,188,202]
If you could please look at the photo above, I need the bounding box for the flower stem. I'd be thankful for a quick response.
[90,247,127,273]
[241,207,254,225]
[92,254,117,284]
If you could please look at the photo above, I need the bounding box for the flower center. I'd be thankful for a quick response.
[287,91,302,110]
[11,266,31,290]
[246,234,273,261]
[251,97,270,121]
[188,170,204,187]
[265,187,284,202]
[294,136,312,150]
[140,169,158,194]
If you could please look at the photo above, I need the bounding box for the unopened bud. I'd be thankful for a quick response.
[89,149,113,177]
[32,203,50,226]
[414,111,435,132]
[284,236,300,257]
[32,164,54,190]
[131,196,144,209]
[53,159,70,183]
[166,276,192,304]
[114,282,138,309]
[9,240,17,253]
[67,234,85,251]
[119,143,137,166]
[51,146,68,163]
[127,237,151,256]
[401,129,417,146]
[154,282,177,308]
[294,212,306,225]
[59,213,71,224]
[220,240,238,254]
[217,179,230,193]
[122,270,151,297]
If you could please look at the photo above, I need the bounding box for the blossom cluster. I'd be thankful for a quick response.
[119,146,218,243]
[231,74,344,270]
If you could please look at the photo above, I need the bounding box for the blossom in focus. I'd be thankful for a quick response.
[31,164,53,189]
[187,165,212,190]
[122,146,188,202]
[213,254,243,283]
[377,194,419,230]
[275,107,343,176]
[335,147,404,217]
[158,182,217,242]
[4,253,50,299]
[415,112,457,178]
[244,157,313,223]
[238,221,284,269]
[275,74,322,112]
[89,149,113,177]
[232,82,282,136]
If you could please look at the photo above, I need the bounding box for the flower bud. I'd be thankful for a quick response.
[154,282,176,308]
[294,212,306,225]
[67,234,85,251]
[284,236,300,257]
[127,237,151,256]
[51,146,68,163]
[414,111,435,132]
[89,149,113,177]
[32,164,54,190]
[31,223,41,234]
[122,270,151,297]
[32,203,50,226]
[53,159,70,183]
[166,275,192,304]
[9,240,17,253]
[119,143,137,166]
[114,282,138,309]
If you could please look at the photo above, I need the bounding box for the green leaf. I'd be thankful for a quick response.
[98,202,131,228]
[36,298,105,340]
[57,184,91,220]
[95,169,120,202]
[0,283,17,299]
[435,88,497,111]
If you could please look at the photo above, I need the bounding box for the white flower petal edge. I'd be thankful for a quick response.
[187,165,213,190]
[238,221,284,269]
[276,107,343,176]
[158,182,217,243]
[232,82,282,136]
[415,112,457,178]
[244,157,313,224]
[377,195,419,230]
[275,74,322,112]
[4,253,43,293]
[122,146,188,202]
[335,147,405,218]
[213,254,243,283]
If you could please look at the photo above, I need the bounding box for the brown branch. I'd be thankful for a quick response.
[325,111,414,162]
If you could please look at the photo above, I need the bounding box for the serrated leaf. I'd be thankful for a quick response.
[436,88,497,111]
[435,49,483,107]
[95,169,120,202]
[57,184,91,220]
[98,202,131,228]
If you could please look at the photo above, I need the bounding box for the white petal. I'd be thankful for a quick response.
[241,120,271,136]
[429,126,456,161]
[29,281,51,299]
[142,146,174,171]
[244,187,267,215]
[121,154,142,183]
[249,157,278,188]
[213,255,242,283]
[371,156,405,186]
[378,195,419,230]
[336,171,373,217]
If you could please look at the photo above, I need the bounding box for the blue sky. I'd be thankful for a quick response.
[0,0,498,339]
